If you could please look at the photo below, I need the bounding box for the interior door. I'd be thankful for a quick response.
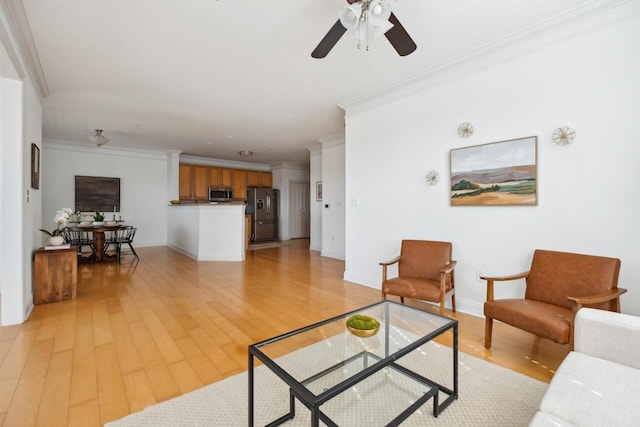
[289,181,310,239]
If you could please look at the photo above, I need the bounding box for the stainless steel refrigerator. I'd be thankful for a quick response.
[246,188,279,242]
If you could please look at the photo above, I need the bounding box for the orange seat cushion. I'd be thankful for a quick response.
[383,277,448,304]
[485,299,573,344]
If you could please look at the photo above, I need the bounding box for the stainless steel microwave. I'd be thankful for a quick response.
[208,187,233,202]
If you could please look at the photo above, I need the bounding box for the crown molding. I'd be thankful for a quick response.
[270,161,309,172]
[179,154,272,171]
[43,139,170,161]
[318,134,345,148]
[4,0,49,98]
[340,0,637,115]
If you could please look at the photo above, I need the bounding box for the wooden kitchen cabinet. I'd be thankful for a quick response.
[34,247,77,304]
[233,169,247,200]
[209,167,234,188]
[247,171,272,188]
[179,164,209,200]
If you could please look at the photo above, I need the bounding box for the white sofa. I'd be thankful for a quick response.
[530,308,640,426]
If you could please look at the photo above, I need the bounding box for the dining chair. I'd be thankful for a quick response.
[61,227,94,261]
[105,226,139,262]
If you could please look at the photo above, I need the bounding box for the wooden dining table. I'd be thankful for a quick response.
[69,223,125,262]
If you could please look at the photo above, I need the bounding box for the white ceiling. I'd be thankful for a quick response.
[12,0,598,166]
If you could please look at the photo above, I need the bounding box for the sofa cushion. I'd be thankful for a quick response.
[537,351,640,427]
[530,410,575,427]
[484,299,572,344]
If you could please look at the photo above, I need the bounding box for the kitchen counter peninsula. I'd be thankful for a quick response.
[167,202,246,261]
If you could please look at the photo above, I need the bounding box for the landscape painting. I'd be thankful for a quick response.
[450,136,537,206]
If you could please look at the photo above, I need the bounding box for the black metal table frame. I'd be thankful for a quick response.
[248,301,458,427]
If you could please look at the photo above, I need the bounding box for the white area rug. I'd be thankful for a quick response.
[107,336,547,426]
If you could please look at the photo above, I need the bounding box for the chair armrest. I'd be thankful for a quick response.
[479,271,529,282]
[568,288,627,310]
[379,256,401,267]
[480,271,530,302]
[574,306,640,369]
[440,260,456,274]
[379,255,401,283]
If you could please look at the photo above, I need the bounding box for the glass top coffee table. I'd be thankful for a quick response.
[248,300,458,426]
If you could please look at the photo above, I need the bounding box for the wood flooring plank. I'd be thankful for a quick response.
[2,376,45,427]
[69,323,98,406]
[95,343,129,425]
[188,327,242,376]
[36,349,73,427]
[68,399,100,427]
[52,307,76,353]
[122,370,157,413]
[109,312,143,375]
[92,301,114,347]
[139,308,184,365]
[0,378,18,414]
[128,321,180,402]
[174,336,223,385]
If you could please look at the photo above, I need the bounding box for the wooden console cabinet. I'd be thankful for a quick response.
[34,247,77,304]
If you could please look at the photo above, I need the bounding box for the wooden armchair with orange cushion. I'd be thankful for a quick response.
[482,249,626,349]
[380,240,456,313]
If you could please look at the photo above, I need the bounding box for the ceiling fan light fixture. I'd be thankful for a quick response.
[89,129,110,147]
[339,4,362,32]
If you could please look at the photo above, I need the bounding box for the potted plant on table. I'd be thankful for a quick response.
[93,210,105,225]
[39,207,73,246]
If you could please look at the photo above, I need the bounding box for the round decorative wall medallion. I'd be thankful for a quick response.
[457,122,474,138]
[425,170,440,185]
[552,126,576,146]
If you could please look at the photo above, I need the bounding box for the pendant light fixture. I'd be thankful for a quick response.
[89,129,110,147]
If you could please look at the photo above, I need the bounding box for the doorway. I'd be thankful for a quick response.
[288,181,310,239]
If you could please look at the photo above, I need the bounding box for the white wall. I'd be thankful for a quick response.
[309,147,322,251]
[343,9,640,316]
[42,142,169,247]
[271,162,310,241]
[0,3,42,325]
[23,78,42,310]
[321,138,345,260]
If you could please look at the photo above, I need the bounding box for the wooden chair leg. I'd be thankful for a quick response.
[484,317,493,349]
[451,294,456,313]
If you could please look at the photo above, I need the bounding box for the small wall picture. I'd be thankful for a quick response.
[31,143,40,189]
[450,136,537,206]
[316,181,323,202]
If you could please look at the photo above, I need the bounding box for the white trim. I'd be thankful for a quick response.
[43,139,170,161]
[180,154,271,171]
[3,0,48,98]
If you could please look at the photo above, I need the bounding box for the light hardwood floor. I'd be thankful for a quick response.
[0,239,569,426]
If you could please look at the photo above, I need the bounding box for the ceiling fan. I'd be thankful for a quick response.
[311,0,417,58]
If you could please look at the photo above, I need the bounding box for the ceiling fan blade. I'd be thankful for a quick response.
[385,12,417,56]
[311,20,347,58]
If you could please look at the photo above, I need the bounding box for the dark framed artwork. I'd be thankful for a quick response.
[75,175,121,212]
[31,143,40,189]
[450,136,537,206]
[316,181,323,202]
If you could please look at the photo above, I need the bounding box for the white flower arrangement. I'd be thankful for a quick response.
[39,207,73,237]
